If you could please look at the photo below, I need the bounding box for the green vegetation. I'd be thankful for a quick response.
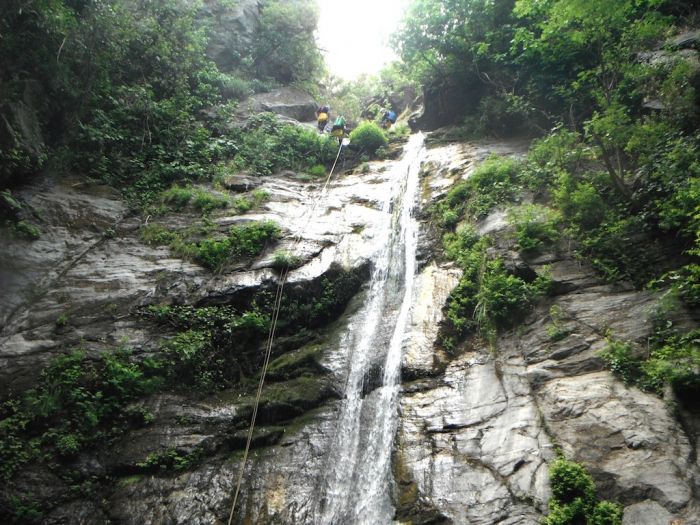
[601,329,700,396]
[434,155,522,229]
[271,250,303,271]
[441,225,550,347]
[0,349,162,480]
[0,0,323,208]
[231,113,338,176]
[349,122,388,155]
[141,219,281,271]
[136,447,203,472]
[307,164,327,178]
[508,204,561,252]
[544,458,622,525]
[546,305,572,342]
[320,63,418,122]
[11,220,42,241]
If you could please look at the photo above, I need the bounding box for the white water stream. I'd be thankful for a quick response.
[314,133,425,524]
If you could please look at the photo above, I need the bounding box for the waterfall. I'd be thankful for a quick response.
[314,133,424,524]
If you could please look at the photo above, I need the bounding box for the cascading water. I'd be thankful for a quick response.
[315,133,425,524]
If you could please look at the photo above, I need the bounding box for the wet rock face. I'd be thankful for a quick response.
[237,86,319,124]
[0,150,420,522]
[3,135,700,524]
[199,0,260,74]
[396,138,700,524]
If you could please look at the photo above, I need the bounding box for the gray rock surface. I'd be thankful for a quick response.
[2,134,699,524]
[238,86,319,123]
[199,0,260,73]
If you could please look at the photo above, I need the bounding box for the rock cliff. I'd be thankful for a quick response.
[1,135,699,524]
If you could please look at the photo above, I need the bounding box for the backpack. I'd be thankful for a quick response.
[334,116,345,128]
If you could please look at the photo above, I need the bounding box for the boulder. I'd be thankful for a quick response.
[199,0,260,73]
[239,87,318,123]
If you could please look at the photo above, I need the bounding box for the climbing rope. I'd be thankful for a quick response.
[227,140,346,524]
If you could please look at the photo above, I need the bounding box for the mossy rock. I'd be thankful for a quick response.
[266,343,326,381]
[256,376,339,424]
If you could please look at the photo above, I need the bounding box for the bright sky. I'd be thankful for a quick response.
[316,0,410,80]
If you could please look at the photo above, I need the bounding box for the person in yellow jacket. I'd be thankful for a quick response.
[317,104,330,133]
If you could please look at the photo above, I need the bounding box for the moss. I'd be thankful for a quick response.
[266,344,325,380]
[117,474,144,487]
[256,376,337,424]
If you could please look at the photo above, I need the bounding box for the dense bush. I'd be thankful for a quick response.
[233,113,338,176]
[0,349,162,480]
[508,204,561,252]
[544,458,622,525]
[441,226,549,346]
[0,0,325,212]
[349,122,388,154]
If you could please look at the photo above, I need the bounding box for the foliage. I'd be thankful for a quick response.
[271,250,303,271]
[434,155,522,232]
[191,190,229,213]
[0,349,162,480]
[251,0,323,84]
[307,164,327,178]
[319,62,418,122]
[136,447,203,472]
[232,113,338,176]
[0,0,324,209]
[546,305,572,342]
[349,122,388,155]
[10,220,42,241]
[161,185,193,210]
[441,226,549,345]
[141,219,280,271]
[508,204,561,252]
[544,458,622,525]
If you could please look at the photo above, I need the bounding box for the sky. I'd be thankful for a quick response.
[316,0,410,80]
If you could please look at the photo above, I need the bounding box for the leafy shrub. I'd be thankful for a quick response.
[146,305,269,388]
[233,113,337,176]
[136,447,203,472]
[193,237,232,270]
[251,189,270,205]
[508,204,561,252]
[271,250,303,271]
[549,458,596,505]
[0,349,162,480]
[229,220,281,259]
[162,185,193,210]
[140,224,178,245]
[307,164,327,177]
[546,305,572,342]
[553,177,607,231]
[349,121,388,154]
[218,74,254,101]
[435,155,521,227]
[643,329,700,395]
[467,155,521,216]
[599,340,645,386]
[526,128,589,180]
[590,501,624,525]
[11,220,41,240]
[192,190,229,213]
[544,458,621,525]
[388,122,411,139]
[543,499,589,525]
[442,227,548,343]
[233,196,253,213]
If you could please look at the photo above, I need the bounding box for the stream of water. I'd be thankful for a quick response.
[314,133,425,524]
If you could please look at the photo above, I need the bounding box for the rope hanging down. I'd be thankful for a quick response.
[227,141,346,525]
